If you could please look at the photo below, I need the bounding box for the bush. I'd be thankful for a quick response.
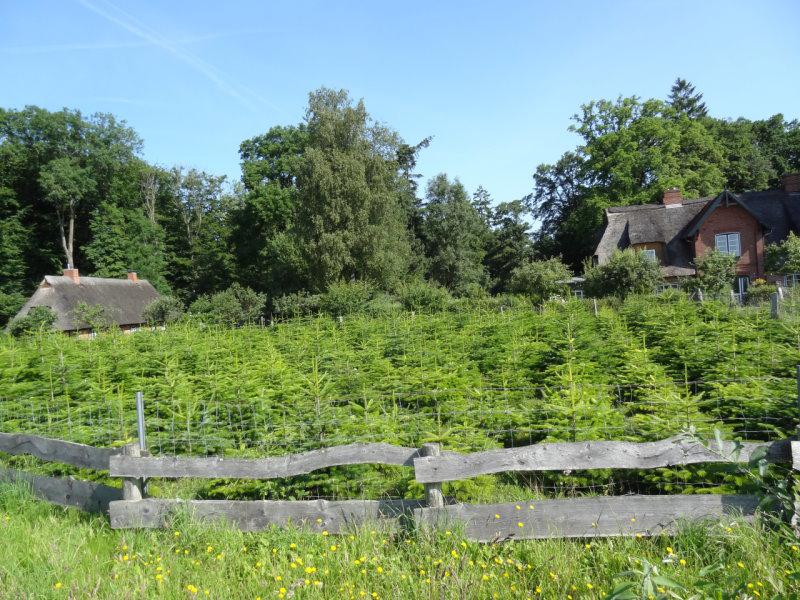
[189,284,266,326]
[319,281,375,316]
[364,293,403,316]
[396,280,452,312]
[684,250,737,299]
[7,306,57,337]
[583,249,662,299]
[72,302,113,332]
[142,297,184,326]
[766,231,800,275]
[272,291,321,319]
[508,258,572,304]
[745,278,776,305]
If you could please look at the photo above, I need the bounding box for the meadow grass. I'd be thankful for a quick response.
[0,482,798,600]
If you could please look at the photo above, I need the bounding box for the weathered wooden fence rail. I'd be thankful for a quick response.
[1,430,797,541]
[0,432,123,512]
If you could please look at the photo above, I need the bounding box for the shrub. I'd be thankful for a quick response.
[364,293,402,316]
[142,297,184,326]
[684,250,737,299]
[745,278,776,305]
[319,281,375,316]
[272,291,321,319]
[7,306,56,337]
[395,280,452,312]
[766,231,800,275]
[508,258,572,303]
[583,249,662,299]
[72,302,114,332]
[189,284,266,326]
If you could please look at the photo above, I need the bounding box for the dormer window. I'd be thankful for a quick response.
[715,232,741,257]
[642,249,657,262]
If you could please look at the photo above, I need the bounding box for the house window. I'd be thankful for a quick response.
[573,289,584,299]
[642,249,657,262]
[784,274,800,287]
[715,232,741,257]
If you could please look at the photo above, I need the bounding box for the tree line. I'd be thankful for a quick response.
[1,80,799,325]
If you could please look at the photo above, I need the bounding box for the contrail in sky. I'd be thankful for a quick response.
[75,0,277,113]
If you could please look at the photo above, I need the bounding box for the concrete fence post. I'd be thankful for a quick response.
[771,293,780,319]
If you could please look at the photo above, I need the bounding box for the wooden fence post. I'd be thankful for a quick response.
[420,443,444,508]
[121,443,144,501]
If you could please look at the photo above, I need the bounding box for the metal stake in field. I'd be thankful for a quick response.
[135,391,146,452]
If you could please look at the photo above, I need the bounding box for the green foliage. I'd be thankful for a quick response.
[272,291,321,318]
[766,231,800,275]
[189,284,266,326]
[319,280,375,316]
[508,258,572,303]
[142,297,185,326]
[583,250,662,299]
[395,279,452,312]
[295,88,412,290]
[745,279,776,306]
[685,250,737,299]
[72,302,113,331]
[7,306,56,336]
[483,199,537,293]
[420,174,488,294]
[84,202,170,293]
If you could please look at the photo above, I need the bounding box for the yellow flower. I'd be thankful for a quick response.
[517,522,524,528]
[322,530,329,536]
[186,584,198,595]
[666,546,673,554]
[206,546,213,553]
[451,550,459,557]
[155,573,164,582]
[376,566,383,573]
[587,583,594,589]
[738,561,745,568]
[54,582,63,590]
[515,505,521,510]
[481,574,490,581]
[173,531,181,537]
[290,543,297,549]
[274,575,282,581]
[630,517,636,522]
[494,514,500,519]
[279,588,286,594]
[305,566,317,574]
[330,545,337,551]
[679,559,686,566]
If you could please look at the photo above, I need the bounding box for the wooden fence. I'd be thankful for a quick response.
[1,429,793,541]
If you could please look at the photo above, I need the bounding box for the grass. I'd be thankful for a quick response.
[0,482,798,599]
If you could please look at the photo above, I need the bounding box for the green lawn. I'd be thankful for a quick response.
[0,483,798,600]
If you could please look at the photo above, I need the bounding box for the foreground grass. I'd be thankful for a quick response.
[0,485,798,599]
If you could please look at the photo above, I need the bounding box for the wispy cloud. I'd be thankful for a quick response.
[0,30,269,55]
[73,0,277,113]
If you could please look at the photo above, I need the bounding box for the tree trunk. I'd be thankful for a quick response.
[57,207,74,268]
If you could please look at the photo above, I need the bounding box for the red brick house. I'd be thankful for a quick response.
[594,173,800,297]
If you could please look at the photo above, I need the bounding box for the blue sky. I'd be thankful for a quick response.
[2,0,799,204]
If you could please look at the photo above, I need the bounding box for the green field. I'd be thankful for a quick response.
[0,295,797,502]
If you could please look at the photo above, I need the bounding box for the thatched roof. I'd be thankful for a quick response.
[14,275,161,331]
[594,187,800,269]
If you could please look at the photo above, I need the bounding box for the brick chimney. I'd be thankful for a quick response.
[63,266,79,284]
[783,173,800,194]
[127,271,138,283]
[662,187,682,206]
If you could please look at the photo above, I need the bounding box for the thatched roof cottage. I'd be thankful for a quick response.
[13,268,160,336]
